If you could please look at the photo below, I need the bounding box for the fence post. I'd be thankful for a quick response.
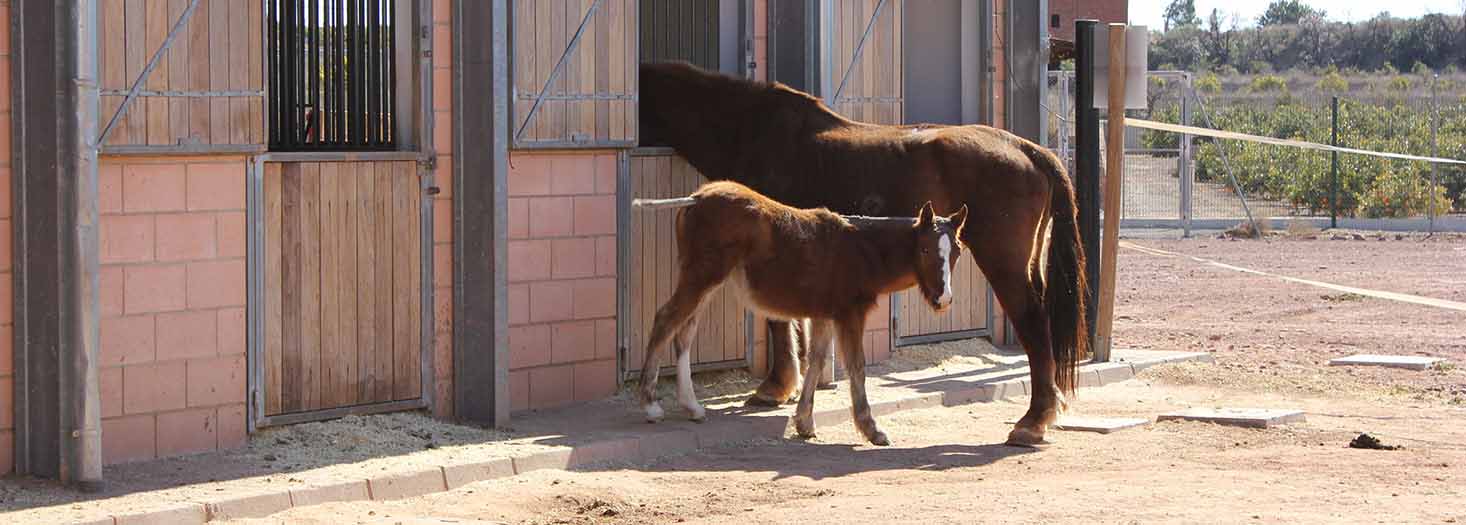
[1430,74,1440,234]
[1180,73,1193,237]
[1330,96,1339,229]
[1073,20,1101,349]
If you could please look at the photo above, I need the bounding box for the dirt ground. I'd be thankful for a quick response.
[220,235,1466,524]
[230,378,1466,525]
[3,234,1462,524]
[1112,234,1465,406]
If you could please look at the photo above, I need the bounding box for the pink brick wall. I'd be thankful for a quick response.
[507,151,619,412]
[430,0,454,420]
[97,157,248,465]
[0,0,11,475]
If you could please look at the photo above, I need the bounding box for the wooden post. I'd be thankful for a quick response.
[1093,23,1127,362]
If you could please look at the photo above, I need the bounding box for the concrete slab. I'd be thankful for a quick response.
[1003,416,1151,434]
[1054,416,1151,434]
[1328,354,1444,370]
[1157,408,1305,428]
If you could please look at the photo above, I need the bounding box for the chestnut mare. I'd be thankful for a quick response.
[633,181,968,445]
[639,61,1089,445]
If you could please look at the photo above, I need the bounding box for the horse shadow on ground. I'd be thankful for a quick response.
[580,439,1038,482]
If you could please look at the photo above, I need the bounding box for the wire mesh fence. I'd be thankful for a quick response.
[1043,71,1466,229]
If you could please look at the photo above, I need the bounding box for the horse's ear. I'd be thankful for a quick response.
[917,201,935,227]
[950,204,969,234]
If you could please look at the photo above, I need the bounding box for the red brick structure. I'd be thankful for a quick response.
[1048,0,1129,41]
[4,0,1044,481]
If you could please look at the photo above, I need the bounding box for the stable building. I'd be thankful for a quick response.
[1,0,1050,485]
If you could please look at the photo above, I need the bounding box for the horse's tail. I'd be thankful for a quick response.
[632,196,697,210]
[1021,141,1089,396]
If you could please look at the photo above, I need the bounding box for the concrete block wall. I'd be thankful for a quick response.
[430,0,454,420]
[0,0,13,475]
[506,152,619,412]
[97,157,249,465]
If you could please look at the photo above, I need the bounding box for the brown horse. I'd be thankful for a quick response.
[639,61,1089,445]
[633,181,967,445]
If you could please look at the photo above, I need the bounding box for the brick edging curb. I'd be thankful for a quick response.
[89,352,1211,524]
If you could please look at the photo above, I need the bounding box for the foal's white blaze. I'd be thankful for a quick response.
[676,349,705,420]
[937,233,954,306]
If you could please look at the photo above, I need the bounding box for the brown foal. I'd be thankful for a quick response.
[633,181,967,446]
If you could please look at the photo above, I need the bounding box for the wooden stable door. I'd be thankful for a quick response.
[261,161,425,420]
[626,152,750,375]
[893,255,989,345]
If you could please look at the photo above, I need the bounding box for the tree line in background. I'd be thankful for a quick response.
[1152,0,1466,75]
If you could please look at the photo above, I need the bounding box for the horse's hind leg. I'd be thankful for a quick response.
[981,253,1063,446]
[672,316,706,422]
[792,319,834,438]
[639,281,716,422]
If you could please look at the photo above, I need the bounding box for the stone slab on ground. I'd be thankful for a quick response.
[1328,354,1444,371]
[1002,416,1151,434]
[1157,408,1305,428]
[1054,416,1151,434]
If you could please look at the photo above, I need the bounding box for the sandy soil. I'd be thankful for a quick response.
[226,377,1466,525]
[4,235,1462,524]
[1113,235,1466,406]
[223,236,1466,525]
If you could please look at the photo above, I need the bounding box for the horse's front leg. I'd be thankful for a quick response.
[835,312,889,446]
[792,319,834,438]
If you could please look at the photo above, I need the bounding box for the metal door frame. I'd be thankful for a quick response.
[246,0,439,431]
[618,148,755,381]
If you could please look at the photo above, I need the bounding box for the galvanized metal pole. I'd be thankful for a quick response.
[1073,20,1101,345]
[69,0,104,491]
[1180,73,1194,237]
[1331,96,1339,229]
[1430,74,1440,234]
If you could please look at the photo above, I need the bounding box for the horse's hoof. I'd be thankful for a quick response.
[644,403,665,423]
[688,411,707,423]
[744,394,783,408]
[1005,427,1051,448]
[867,431,891,446]
[794,418,816,439]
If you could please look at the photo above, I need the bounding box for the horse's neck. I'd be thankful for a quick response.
[661,91,843,185]
[844,220,918,288]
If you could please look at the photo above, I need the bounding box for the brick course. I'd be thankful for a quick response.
[508,151,619,412]
[98,157,250,465]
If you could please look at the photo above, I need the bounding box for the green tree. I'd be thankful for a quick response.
[1257,0,1325,27]
[1163,0,1201,31]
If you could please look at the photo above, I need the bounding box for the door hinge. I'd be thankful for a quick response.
[419,156,438,171]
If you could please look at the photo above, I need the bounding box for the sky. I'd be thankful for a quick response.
[1130,0,1465,30]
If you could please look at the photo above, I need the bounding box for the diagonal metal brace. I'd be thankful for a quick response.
[97,0,202,145]
[830,0,887,105]
[514,0,603,143]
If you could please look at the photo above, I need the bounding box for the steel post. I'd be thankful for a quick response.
[1073,20,1101,342]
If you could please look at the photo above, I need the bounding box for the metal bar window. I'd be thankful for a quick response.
[268,0,397,151]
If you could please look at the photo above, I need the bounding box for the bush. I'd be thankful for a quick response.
[1216,64,1241,76]
[1412,61,1432,76]
[1247,75,1290,93]
[1249,61,1274,74]
[1189,98,1466,216]
[1316,71,1348,92]
[1388,76,1413,92]
[1446,64,1460,75]
[1195,73,1223,93]
[1357,168,1453,218]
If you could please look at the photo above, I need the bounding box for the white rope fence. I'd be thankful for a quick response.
[1124,118,1466,166]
